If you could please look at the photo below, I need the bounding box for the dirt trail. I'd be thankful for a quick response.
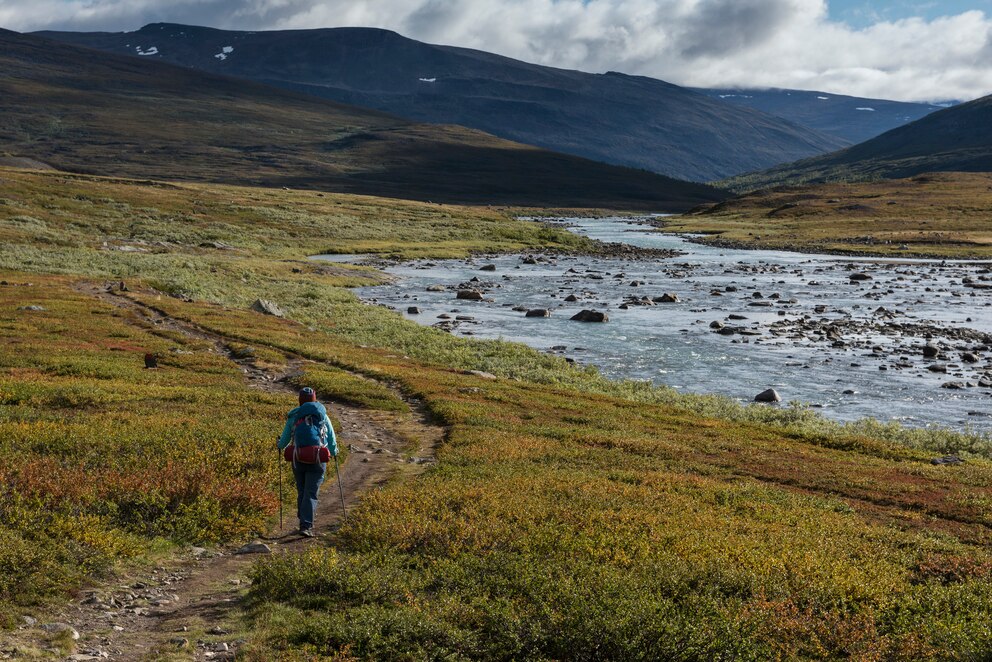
[13,283,445,661]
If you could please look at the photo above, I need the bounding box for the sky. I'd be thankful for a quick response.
[2,0,991,102]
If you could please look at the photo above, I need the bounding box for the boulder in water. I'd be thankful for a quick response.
[570,310,609,323]
[754,388,782,403]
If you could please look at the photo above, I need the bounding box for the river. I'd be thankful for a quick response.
[317,217,992,433]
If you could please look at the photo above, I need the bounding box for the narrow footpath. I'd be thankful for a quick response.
[10,283,445,661]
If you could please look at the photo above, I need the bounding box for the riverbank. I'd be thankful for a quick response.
[346,216,992,434]
[659,172,992,260]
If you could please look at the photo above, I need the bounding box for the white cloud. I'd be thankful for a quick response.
[2,0,991,102]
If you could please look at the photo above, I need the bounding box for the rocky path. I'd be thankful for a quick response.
[7,283,445,661]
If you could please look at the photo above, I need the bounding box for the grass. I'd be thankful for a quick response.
[667,172,992,259]
[0,275,282,618]
[241,356,992,660]
[2,167,992,658]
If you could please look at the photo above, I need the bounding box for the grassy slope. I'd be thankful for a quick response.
[0,29,726,211]
[2,168,992,658]
[722,95,992,193]
[666,172,992,259]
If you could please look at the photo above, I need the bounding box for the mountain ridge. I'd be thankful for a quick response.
[693,87,945,145]
[35,22,848,182]
[721,94,992,192]
[0,28,726,210]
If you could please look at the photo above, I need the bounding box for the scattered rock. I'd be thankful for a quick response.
[849,273,873,281]
[426,284,446,292]
[480,264,497,272]
[709,321,724,330]
[570,310,609,323]
[456,290,483,301]
[931,455,965,465]
[235,541,272,555]
[21,615,36,627]
[654,293,680,303]
[144,353,159,369]
[251,299,285,317]
[564,294,579,302]
[923,345,940,358]
[467,370,498,380]
[407,306,421,315]
[754,388,782,403]
[525,309,551,318]
[200,241,236,250]
[41,623,79,640]
[941,382,966,390]
[17,305,45,311]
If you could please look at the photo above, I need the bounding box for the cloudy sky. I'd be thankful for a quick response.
[2,0,991,102]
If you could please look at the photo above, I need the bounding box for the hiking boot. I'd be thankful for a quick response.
[299,528,314,538]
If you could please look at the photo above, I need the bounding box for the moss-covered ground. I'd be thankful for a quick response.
[2,167,992,659]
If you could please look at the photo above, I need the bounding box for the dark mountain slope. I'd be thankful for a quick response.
[724,94,992,192]
[695,87,945,144]
[36,23,847,182]
[0,29,726,210]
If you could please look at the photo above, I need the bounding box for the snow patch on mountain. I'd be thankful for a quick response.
[135,46,158,56]
[214,46,234,61]
[856,107,876,111]
[419,77,437,83]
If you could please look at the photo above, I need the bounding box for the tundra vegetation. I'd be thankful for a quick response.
[2,167,992,659]
[672,172,992,259]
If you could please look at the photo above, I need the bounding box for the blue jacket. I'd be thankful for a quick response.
[278,401,337,456]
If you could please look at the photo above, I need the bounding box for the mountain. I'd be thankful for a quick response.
[694,87,946,144]
[34,23,848,182]
[722,94,992,192]
[0,29,726,210]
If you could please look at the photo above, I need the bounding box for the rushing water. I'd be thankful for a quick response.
[318,217,992,433]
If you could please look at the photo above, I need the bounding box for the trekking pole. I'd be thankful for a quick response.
[277,442,284,530]
[334,453,346,520]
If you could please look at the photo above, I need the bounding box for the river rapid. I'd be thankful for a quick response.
[318,217,992,433]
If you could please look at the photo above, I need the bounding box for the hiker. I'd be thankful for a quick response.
[278,387,338,537]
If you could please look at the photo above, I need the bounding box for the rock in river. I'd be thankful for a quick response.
[456,290,484,301]
[526,309,551,318]
[571,310,609,323]
[754,388,782,403]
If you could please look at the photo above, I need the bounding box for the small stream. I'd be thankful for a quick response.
[317,217,992,433]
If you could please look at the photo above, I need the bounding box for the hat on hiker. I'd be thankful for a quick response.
[298,387,317,404]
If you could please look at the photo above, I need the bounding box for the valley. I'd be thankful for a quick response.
[1,167,991,659]
[2,7,992,660]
